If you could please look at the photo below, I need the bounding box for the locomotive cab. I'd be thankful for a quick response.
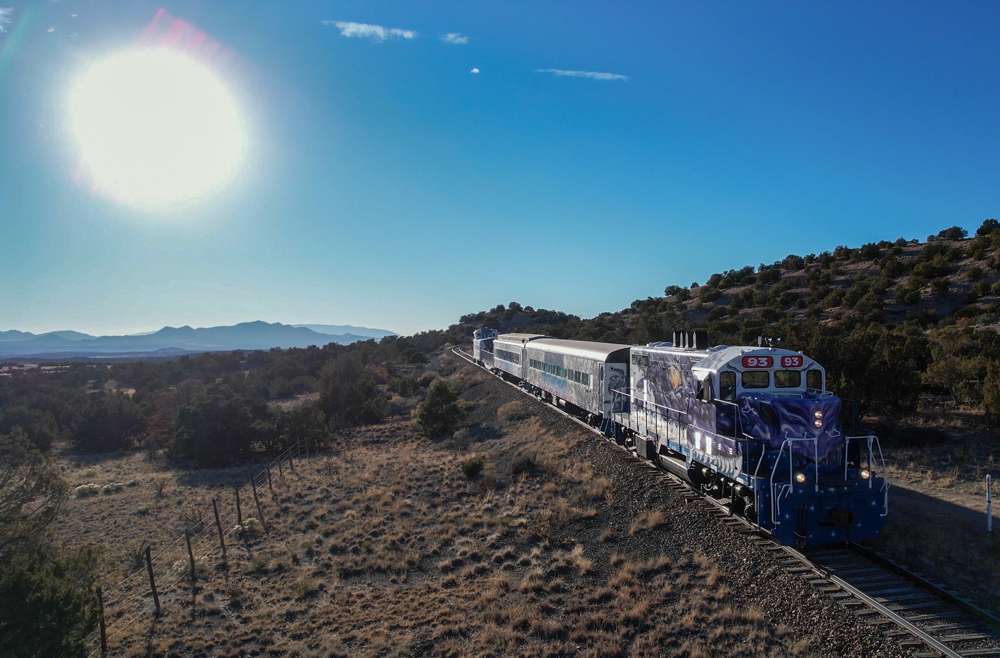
[695,346,888,545]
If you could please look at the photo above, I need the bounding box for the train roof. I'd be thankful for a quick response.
[494,333,549,343]
[691,345,819,377]
[634,343,819,376]
[526,338,630,362]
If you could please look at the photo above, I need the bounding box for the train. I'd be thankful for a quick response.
[471,327,888,547]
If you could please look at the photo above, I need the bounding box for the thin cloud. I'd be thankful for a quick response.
[0,8,13,33]
[470,68,479,74]
[441,33,468,44]
[535,68,628,81]
[323,20,416,42]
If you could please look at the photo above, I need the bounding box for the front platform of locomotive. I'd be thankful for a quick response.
[703,342,889,546]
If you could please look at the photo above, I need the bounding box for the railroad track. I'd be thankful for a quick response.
[452,346,1000,657]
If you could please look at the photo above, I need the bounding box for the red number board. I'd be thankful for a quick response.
[780,355,803,368]
[742,356,773,368]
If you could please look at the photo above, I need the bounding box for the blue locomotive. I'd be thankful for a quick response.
[472,328,888,547]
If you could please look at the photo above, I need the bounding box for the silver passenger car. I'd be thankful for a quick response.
[524,338,630,417]
[492,333,548,380]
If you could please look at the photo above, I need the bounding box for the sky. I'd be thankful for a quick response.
[2,1,1000,336]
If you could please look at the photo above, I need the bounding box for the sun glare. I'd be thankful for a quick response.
[68,48,246,212]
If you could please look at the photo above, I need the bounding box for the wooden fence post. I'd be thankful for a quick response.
[248,467,269,535]
[305,436,309,459]
[289,443,296,474]
[185,530,197,619]
[235,488,242,525]
[266,464,274,495]
[212,499,227,565]
[144,547,160,615]
[278,457,283,478]
[96,586,107,655]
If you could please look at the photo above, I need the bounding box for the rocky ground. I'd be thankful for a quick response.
[50,356,909,657]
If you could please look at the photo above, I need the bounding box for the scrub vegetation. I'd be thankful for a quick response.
[5,221,1000,649]
[42,360,902,658]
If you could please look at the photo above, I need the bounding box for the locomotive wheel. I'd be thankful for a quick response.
[729,494,745,516]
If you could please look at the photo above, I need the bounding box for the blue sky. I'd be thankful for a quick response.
[2,1,1000,336]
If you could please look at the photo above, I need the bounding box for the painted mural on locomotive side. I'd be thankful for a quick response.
[631,350,744,479]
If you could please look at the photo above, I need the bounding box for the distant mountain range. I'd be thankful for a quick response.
[0,321,397,359]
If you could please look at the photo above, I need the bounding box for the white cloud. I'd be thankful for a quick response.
[470,68,479,74]
[441,33,468,45]
[0,8,13,33]
[534,68,628,81]
[323,20,416,42]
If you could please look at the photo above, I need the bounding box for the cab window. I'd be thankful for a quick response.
[719,371,736,401]
[807,369,823,391]
[774,370,801,388]
[742,371,769,388]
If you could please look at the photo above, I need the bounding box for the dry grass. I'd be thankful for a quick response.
[629,509,669,534]
[870,431,1000,613]
[46,360,872,657]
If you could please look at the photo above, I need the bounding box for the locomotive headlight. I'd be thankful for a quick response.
[795,472,807,484]
[813,411,824,420]
[813,419,823,428]
[859,468,871,480]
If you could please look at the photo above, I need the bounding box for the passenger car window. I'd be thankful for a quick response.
[742,371,769,388]
[719,371,736,401]
[774,370,801,388]
[807,369,823,390]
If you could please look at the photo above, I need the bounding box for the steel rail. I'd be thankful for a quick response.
[452,345,1000,657]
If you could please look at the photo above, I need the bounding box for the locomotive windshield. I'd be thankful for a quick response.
[742,371,768,388]
[774,370,801,388]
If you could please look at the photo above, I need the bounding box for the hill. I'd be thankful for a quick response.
[0,321,382,358]
[431,221,1000,421]
[293,324,397,339]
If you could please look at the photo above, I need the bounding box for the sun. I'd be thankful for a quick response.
[68,48,246,212]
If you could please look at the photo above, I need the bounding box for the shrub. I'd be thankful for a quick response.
[977,218,1000,236]
[461,458,484,478]
[71,393,146,453]
[859,242,881,259]
[880,257,906,279]
[967,265,984,281]
[938,225,968,241]
[510,452,537,476]
[0,545,100,658]
[73,484,100,498]
[236,518,263,540]
[497,401,528,421]
[699,287,722,302]
[782,254,805,271]
[318,356,390,429]
[0,432,99,658]
[931,278,949,297]
[415,380,467,438]
[169,384,272,467]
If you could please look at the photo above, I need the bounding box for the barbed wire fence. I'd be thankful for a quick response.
[82,437,311,657]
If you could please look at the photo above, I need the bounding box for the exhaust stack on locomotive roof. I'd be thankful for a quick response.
[671,330,708,350]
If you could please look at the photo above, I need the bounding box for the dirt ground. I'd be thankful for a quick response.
[46,359,909,658]
[876,441,1000,615]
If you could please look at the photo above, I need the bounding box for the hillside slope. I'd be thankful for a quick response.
[435,222,1000,421]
